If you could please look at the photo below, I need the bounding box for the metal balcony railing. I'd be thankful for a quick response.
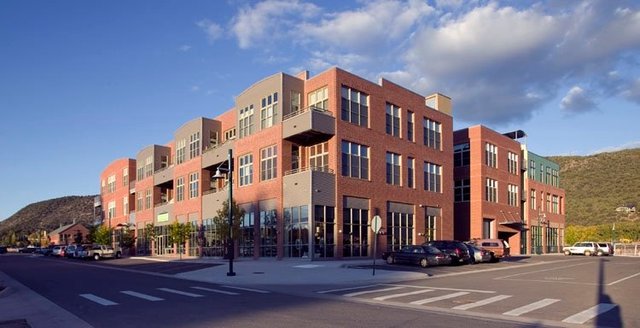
[282,105,333,121]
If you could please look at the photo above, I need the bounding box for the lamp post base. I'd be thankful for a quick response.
[226,272,236,276]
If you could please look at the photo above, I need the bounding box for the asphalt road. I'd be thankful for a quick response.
[0,254,549,328]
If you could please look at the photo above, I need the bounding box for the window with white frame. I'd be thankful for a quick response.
[508,184,518,206]
[239,154,253,186]
[108,201,115,220]
[123,196,129,216]
[107,175,116,193]
[136,192,143,211]
[486,178,498,202]
[341,86,369,127]
[224,128,236,141]
[407,111,414,142]
[176,139,186,164]
[341,141,369,179]
[239,105,254,138]
[309,142,328,171]
[385,103,401,137]
[407,157,415,188]
[261,92,278,129]
[145,189,151,209]
[386,152,401,186]
[552,169,559,187]
[546,193,551,212]
[485,143,498,168]
[531,189,536,209]
[136,166,144,181]
[308,86,328,110]
[189,172,199,199]
[189,132,201,159]
[454,143,470,167]
[454,179,470,202]
[423,162,442,192]
[145,156,153,178]
[423,118,441,150]
[176,177,184,202]
[508,152,518,174]
[122,168,128,186]
[529,160,536,179]
[291,91,301,113]
[260,145,277,181]
[552,195,559,214]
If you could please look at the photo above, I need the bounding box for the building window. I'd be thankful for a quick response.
[386,152,401,186]
[314,205,336,258]
[482,219,492,239]
[454,143,470,167]
[224,128,236,141]
[546,167,552,185]
[343,207,369,257]
[283,205,309,258]
[546,193,551,213]
[341,141,369,180]
[309,142,329,171]
[386,208,413,252]
[145,189,151,209]
[261,92,278,129]
[136,166,144,181]
[341,86,369,127]
[176,177,184,202]
[407,157,415,188]
[423,162,442,193]
[529,160,536,179]
[291,91,301,113]
[123,196,128,216]
[552,195,559,214]
[552,169,559,187]
[260,145,277,181]
[239,211,255,257]
[176,139,186,165]
[239,105,254,138]
[407,111,414,142]
[108,201,116,220]
[107,175,116,193]
[423,118,441,150]
[530,189,536,210]
[308,86,328,110]
[260,209,278,257]
[122,168,128,187]
[189,172,199,199]
[508,152,518,174]
[239,154,253,186]
[145,156,153,178]
[508,184,518,206]
[485,143,498,168]
[136,192,143,211]
[454,179,470,202]
[485,178,498,202]
[425,213,437,242]
[385,103,401,137]
[291,145,299,171]
[539,164,544,182]
[189,132,201,159]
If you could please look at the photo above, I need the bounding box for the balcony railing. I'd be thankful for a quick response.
[283,105,333,121]
[284,165,335,176]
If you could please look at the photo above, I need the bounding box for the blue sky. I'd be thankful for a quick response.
[1,0,639,220]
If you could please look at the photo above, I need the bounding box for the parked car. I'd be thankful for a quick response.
[423,240,471,265]
[465,244,494,264]
[0,246,7,254]
[52,245,67,257]
[18,247,38,254]
[85,244,122,260]
[564,242,600,256]
[64,244,86,258]
[597,242,614,256]
[37,246,54,256]
[468,239,510,258]
[384,245,451,268]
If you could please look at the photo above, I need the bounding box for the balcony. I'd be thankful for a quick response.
[283,166,335,207]
[202,140,233,168]
[202,186,229,219]
[283,106,335,146]
[153,165,174,185]
[153,201,174,220]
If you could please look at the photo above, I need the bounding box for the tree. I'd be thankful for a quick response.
[212,199,245,257]
[92,225,113,245]
[143,223,157,256]
[168,220,191,259]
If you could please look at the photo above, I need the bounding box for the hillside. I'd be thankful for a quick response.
[550,148,640,226]
[0,195,97,241]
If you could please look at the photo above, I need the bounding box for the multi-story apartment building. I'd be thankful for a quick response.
[99,158,136,230]
[453,126,565,255]
[99,67,455,259]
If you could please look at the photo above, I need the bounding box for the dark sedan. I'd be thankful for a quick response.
[384,245,451,268]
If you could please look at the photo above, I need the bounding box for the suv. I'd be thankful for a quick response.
[423,240,471,265]
[564,242,600,256]
[597,242,614,256]
[468,239,510,259]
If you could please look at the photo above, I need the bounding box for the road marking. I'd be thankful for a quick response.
[191,287,239,295]
[373,289,434,301]
[562,303,618,324]
[317,285,379,294]
[384,284,495,294]
[495,262,592,280]
[503,298,560,316]
[452,294,512,310]
[121,290,164,301]
[157,288,203,297]
[79,294,118,306]
[344,287,404,297]
[607,272,640,286]
[222,285,270,294]
[410,292,469,305]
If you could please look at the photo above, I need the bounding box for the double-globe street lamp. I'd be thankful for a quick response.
[212,149,236,276]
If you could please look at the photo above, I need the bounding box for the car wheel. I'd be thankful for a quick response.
[584,250,592,256]
[386,255,395,264]
[115,252,122,259]
[420,258,429,268]
[93,254,100,261]
[596,251,603,256]
[564,250,571,256]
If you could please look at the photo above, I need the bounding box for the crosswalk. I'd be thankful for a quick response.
[317,284,618,325]
[79,285,270,306]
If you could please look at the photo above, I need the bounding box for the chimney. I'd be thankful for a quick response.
[425,93,452,116]
[73,218,76,224]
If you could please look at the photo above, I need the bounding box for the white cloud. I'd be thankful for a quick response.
[178,45,192,52]
[191,85,201,92]
[560,86,598,113]
[621,78,640,103]
[197,19,223,41]
[590,140,640,155]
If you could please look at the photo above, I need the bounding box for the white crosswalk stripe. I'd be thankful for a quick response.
[121,290,164,301]
[191,286,239,295]
[317,285,379,294]
[503,298,560,316]
[221,285,271,294]
[157,288,204,297]
[452,294,512,310]
[373,289,434,301]
[410,291,470,305]
[344,287,404,297]
[79,294,118,306]
[562,303,618,324]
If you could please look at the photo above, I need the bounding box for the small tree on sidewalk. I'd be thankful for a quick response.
[168,220,192,260]
[144,223,157,256]
[92,225,113,245]
[212,199,245,258]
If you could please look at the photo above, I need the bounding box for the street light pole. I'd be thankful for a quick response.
[226,149,235,276]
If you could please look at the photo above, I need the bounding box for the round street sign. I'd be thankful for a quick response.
[371,215,382,233]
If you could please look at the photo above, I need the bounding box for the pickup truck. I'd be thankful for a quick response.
[83,244,122,260]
